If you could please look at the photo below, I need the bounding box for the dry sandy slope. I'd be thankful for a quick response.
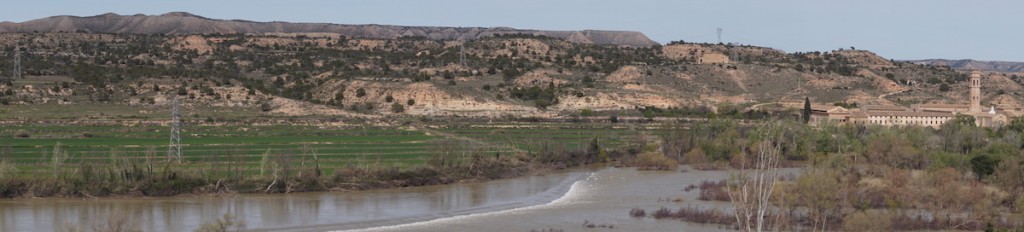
[314,80,542,117]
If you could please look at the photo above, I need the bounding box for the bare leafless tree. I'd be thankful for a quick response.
[51,142,69,179]
[728,122,783,232]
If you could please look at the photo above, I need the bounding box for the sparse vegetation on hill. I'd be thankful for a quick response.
[1,26,1015,118]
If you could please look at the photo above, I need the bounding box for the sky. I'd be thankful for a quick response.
[3,0,1022,61]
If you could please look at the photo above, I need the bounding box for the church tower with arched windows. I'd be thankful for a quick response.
[969,70,982,112]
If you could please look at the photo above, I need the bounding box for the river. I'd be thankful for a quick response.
[0,166,780,231]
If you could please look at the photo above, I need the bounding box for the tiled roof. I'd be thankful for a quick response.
[863,111,955,117]
[810,104,848,112]
[860,105,909,111]
[915,103,968,108]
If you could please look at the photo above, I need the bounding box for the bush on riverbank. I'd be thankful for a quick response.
[646,118,1024,231]
[631,152,678,171]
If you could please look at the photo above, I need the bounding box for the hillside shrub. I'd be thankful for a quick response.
[390,103,404,113]
[13,131,29,138]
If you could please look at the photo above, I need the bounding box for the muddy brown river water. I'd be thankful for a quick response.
[0,166,796,231]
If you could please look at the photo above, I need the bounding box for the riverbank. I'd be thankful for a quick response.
[1,165,763,231]
[351,165,799,232]
[0,167,595,231]
[0,149,611,199]
[640,119,1024,231]
[0,121,653,199]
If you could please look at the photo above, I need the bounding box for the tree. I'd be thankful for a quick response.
[793,169,844,231]
[940,83,950,92]
[728,122,783,232]
[802,97,811,124]
[643,109,656,120]
[355,88,366,98]
[407,98,415,106]
[260,101,273,112]
[1007,117,1024,132]
[586,138,601,160]
[951,113,976,127]
[443,70,454,79]
[390,102,405,113]
[334,91,344,102]
[995,156,1024,212]
[971,154,1000,180]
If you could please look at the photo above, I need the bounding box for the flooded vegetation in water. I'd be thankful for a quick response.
[636,119,1024,231]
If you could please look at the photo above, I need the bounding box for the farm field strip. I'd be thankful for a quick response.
[4,148,517,162]
[1,123,641,173]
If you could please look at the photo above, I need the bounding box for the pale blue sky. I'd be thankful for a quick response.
[3,0,1022,61]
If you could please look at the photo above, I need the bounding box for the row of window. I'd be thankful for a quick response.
[866,116,950,125]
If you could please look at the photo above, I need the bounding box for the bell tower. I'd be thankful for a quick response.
[969,70,982,112]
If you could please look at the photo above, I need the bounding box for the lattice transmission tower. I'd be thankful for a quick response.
[167,95,183,162]
[717,28,723,44]
[459,41,467,67]
[12,45,21,81]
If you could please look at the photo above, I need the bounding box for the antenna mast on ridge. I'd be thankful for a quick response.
[168,95,182,162]
[717,28,723,44]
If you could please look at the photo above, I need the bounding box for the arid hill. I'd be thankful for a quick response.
[911,59,1024,73]
[1,14,1022,119]
[3,31,1020,119]
[0,12,658,47]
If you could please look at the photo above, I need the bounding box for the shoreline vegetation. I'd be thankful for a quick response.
[633,118,1024,231]
[0,140,607,199]
[0,121,672,199]
[9,114,1024,231]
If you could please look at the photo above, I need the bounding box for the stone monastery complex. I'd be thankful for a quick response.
[809,71,1021,128]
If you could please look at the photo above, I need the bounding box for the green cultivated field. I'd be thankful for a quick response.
[439,123,639,152]
[0,122,646,176]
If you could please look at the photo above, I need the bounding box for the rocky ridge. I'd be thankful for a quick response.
[0,12,658,47]
[911,59,1024,73]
